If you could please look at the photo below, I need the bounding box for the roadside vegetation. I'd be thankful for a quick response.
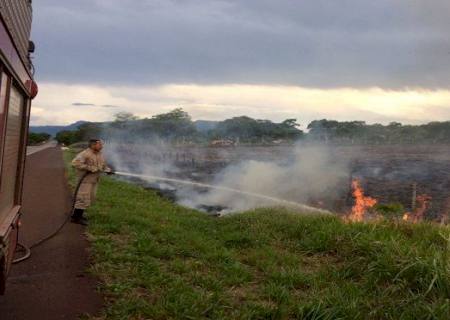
[64,151,450,320]
[56,129,82,146]
[27,132,50,145]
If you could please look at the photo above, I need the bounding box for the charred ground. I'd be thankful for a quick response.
[107,144,450,220]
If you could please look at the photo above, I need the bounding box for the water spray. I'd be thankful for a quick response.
[115,171,333,215]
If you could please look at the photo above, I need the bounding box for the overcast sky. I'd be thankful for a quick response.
[31,0,450,126]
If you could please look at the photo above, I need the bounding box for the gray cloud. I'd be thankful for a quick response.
[72,102,95,106]
[71,102,120,108]
[32,0,450,89]
[101,105,120,108]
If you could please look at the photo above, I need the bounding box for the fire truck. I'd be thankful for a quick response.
[0,0,37,294]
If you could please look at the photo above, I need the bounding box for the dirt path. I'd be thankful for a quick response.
[0,147,103,319]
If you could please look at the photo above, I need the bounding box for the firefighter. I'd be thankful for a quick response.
[71,139,114,225]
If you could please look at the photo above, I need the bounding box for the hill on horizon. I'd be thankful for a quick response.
[30,120,219,136]
[30,120,89,136]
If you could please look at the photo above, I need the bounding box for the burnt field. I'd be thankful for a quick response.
[346,145,450,220]
[108,144,450,219]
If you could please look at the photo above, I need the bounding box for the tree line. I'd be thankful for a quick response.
[307,120,450,144]
[54,108,450,146]
[55,108,303,145]
[28,132,51,145]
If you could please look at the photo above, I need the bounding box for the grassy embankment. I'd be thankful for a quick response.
[64,150,450,320]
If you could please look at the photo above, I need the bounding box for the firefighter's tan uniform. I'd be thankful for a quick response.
[72,148,110,210]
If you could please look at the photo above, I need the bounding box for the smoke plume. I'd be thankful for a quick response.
[104,138,350,214]
[176,145,349,213]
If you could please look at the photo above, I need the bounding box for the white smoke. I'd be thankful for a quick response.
[102,133,349,214]
[176,144,349,213]
[104,139,178,179]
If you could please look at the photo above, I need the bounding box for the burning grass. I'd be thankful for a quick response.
[64,151,450,319]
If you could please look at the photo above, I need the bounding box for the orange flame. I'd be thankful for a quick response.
[403,194,432,223]
[348,179,377,222]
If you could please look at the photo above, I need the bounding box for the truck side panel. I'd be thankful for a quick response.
[0,0,34,294]
[0,84,23,217]
[0,0,32,67]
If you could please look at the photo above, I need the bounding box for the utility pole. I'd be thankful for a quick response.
[411,182,417,212]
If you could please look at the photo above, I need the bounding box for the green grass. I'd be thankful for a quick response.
[64,151,450,320]
[63,149,77,186]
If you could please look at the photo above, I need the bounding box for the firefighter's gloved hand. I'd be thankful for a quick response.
[104,167,115,175]
[87,166,99,173]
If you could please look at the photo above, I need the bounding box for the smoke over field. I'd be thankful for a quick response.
[105,142,349,213]
[103,140,450,220]
[176,146,349,213]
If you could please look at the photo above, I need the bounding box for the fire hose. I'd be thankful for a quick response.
[12,170,106,264]
[12,169,330,264]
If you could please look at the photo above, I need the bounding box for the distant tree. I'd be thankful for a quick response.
[305,119,450,145]
[307,119,339,142]
[110,112,140,132]
[422,121,450,143]
[77,122,103,140]
[148,108,197,140]
[215,116,258,141]
[55,130,81,146]
[282,119,300,128]
[212,116,303,143]
[335,121,366,143]
[388,122,402,128]
[279,119,303,139]
[28,132,51,145]
[114,112,139,122]
[152,108,190,122]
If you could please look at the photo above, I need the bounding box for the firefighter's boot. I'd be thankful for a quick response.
[71,208,88,226]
